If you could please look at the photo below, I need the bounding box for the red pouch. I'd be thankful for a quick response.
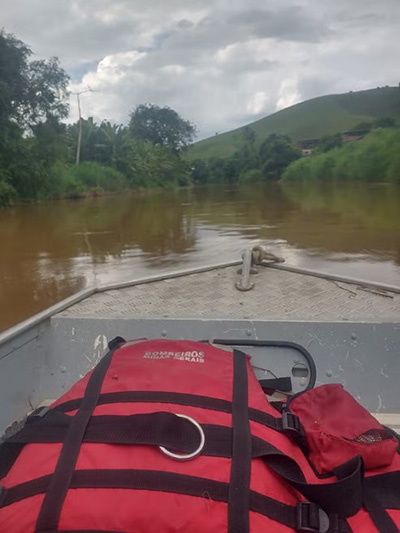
[288,384,398,474]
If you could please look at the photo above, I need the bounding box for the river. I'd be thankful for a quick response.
[1,182,399,332]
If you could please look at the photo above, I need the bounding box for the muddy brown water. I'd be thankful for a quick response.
[1,182,400,332]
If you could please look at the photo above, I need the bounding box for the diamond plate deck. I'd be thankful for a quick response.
[57,266,400,322]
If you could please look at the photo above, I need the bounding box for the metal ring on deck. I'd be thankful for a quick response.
[159,414,205,461]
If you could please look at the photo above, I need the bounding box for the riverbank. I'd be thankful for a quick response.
[1,162,194,208]
[4,186,192,207]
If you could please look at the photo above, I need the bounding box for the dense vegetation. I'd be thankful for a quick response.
[191,129,301,184]
[190,115,400,185]
[187,87,400,160]
[282,128,400,183]
[0,31,196,207]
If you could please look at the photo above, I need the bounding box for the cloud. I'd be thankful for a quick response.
[247,92,271,115]
[2,0,400,138]
[276,79,301,111]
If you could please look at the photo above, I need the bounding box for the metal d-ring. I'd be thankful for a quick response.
[159,414,205,461]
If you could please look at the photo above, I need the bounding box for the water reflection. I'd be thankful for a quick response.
[0,182,399,331]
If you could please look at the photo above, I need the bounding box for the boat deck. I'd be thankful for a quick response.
[58,265,400,322]
[2,261,400,435]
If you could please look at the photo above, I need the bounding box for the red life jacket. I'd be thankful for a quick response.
[1,338,400,532]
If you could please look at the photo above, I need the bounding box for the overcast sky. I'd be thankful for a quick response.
[2,0,400,138]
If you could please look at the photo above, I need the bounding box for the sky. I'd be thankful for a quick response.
[2,0,400,139]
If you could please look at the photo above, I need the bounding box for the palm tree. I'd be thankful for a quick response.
[99,121,130,168]
[130,142,175,187]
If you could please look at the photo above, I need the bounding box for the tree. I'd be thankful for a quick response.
[129,104,196,152]
[67,118,99,164]
[354,117,396,133]
[319,134,343,153]
[353,121,373,132]
[0,31,30,126]
[241,126,256,147]
[373,117,396,129]
[0,30,70,203]
[239,168,264,183]
[237,126,258,171]
[259,134,301,180]
[22,57,69,126]
[99,121,128,168]
[0,31,69,129]
[128,141,190,188]
[191,159,210,184]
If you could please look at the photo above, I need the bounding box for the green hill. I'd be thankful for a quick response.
[187,87,400,160]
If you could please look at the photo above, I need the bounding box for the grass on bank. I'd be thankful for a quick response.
[282,128,400,183]
[0,163,130,207]
[53,162,129,198]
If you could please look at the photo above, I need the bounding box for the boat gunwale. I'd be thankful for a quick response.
[0,260,241,346]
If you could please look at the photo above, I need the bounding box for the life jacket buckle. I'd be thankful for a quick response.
[282,411,303,437]
[296,502,330,533]
[27,406,51,424]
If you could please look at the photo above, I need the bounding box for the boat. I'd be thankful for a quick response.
[1,245,400,438]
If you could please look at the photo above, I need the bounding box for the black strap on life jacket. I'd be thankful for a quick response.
[0,411,364,508]
[259,377,293,393]
[34,337,125,532]
[228,349,252,533]
[53,389,307,444]
[0,412,302,459]
[0,394,307,482]
[1,468,354,532]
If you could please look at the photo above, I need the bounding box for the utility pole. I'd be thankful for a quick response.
[71,88,92,165]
